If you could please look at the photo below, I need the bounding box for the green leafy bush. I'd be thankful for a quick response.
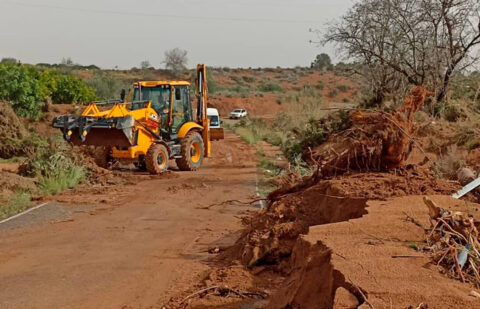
[0,64,44,118]
[0,63,97,118]
[51,74,97,104]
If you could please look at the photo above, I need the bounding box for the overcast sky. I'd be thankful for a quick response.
[0,0,353,69]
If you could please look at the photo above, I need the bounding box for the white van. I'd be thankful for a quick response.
[207,108,221,128]
[207,108,224,140]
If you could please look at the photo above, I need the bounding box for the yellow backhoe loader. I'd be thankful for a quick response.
[52,64,224,174]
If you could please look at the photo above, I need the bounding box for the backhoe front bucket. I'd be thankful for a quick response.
[53,115,136,148]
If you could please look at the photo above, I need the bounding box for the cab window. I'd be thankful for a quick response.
[171,86,192,133]
[132,86,171,114]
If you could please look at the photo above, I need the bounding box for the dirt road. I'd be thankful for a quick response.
[0,131,258,309]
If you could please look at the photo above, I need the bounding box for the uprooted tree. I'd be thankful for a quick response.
[309,86,430,177]
[322,0,480,110]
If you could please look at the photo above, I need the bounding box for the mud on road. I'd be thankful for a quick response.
[0,130,260,309]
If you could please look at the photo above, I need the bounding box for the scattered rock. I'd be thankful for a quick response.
[470,290,480,298]
[457,167,476,186]
[333,287,359,309]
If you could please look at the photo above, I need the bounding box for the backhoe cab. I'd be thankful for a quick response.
[52,64,224,174]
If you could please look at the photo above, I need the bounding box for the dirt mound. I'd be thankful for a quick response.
[0,101,26,139]
[467,148,480,167]
[271,196,480,309]
[269,164,458,202]
[310,86,430,176]
[228,164,458,270]
[315,166,458,200]
[0,170,37,204]
[0,101,30,158]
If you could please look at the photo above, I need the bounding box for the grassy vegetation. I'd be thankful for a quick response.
[1,191,32,220]
[26,139,87,195]
[0,156,25,164]
[0,137,88,219]
[38,165,86,195]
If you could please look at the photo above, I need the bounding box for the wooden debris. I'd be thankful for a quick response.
[422,197,480,286]
[180,285,266,304]
[423,196,441,220]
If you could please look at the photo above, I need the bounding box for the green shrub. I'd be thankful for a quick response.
[207,73,220,94]
[443,104,466,122]
[258,81,284,93]
[263,132,284,146]
[51,74,97,104]
[273,113,293,131]
[300,85,317,97]
[24,140,87,195]
[86,73,124,100]
[0,63,44,119]
[315,81,325,90]
[328,89,339,98]
[242,76,256,83]
[0,63,97,118]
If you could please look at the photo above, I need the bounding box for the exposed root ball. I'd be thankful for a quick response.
[311,86,431,176]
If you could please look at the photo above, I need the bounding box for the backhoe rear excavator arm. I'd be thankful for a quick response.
[196,64,211,157]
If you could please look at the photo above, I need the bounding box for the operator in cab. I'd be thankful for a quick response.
[158,90,170,128]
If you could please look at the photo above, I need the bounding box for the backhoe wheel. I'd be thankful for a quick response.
[145,144,169,174]
[94,146,114,169]
[176,131,204,171]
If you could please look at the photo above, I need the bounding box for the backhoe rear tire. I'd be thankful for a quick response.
[176,131,204,171]
[145,144,169,174]
[94,146,114,169]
